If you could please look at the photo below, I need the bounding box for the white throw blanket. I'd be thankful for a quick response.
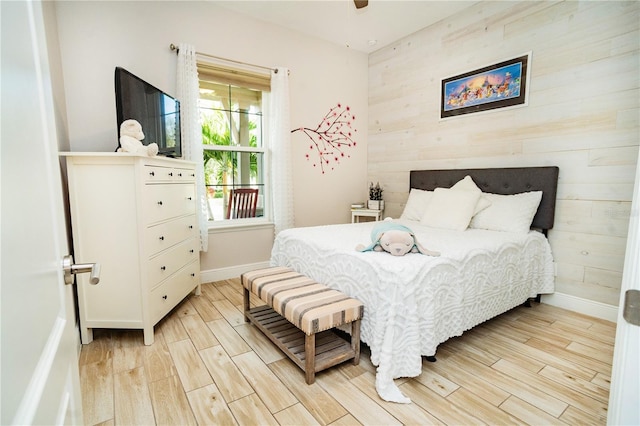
[271,219,555,403]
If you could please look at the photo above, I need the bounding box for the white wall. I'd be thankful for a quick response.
[368,1,639,313]
[53,1,369,274]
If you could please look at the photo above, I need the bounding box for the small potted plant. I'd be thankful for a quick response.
[368,181,384,210]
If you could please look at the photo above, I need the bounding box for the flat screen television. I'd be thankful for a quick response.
[115,67,181,157]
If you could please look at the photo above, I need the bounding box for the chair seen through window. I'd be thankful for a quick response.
[226,188,259,219]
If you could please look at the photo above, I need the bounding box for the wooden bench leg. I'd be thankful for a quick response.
[243,287,250,322]
[352,319,361,365]
[305,333,316,384]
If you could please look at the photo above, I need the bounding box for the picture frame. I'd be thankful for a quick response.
[441,52,531,119]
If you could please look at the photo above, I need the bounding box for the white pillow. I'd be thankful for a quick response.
[451,175,478,192]
[420,187,481,231]
[451,175,491,215]
[400,188,433,221]
[469,191,543,233]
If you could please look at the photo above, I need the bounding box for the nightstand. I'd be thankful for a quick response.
[351,208,383,223]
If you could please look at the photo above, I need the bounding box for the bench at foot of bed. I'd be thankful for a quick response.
[241,266,364,384]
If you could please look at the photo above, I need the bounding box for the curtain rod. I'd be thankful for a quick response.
[169,43,280,74]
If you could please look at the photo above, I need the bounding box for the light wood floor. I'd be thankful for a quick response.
[79,278,615,425]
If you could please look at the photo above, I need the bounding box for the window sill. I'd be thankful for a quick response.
[206,218,274,233]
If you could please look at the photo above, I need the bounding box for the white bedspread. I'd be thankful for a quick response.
[270,219,554,403]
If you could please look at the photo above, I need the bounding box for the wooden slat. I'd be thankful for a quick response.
[316,369,403,426]
[492,359,608,418]
[245,305,357,376]
[142,332,177,383]
[148,375,197,425]
[268,358,349,425]
[113,367,155,425]
[234,323,286,364]
[156,310,189,344]
[349,372,445,425]
[179,313,219,350]
[227,393,278,426]
[366,0,638,308]
[186,384,238,425]
[189,293,224,321]
[166,339,213,392]
[499,395,570,425]
[79,360,113,425]
[273,403,321,426]
[400,380,485,425]
[212,298,245,326]
[206,318,252,356]
[112,330,145,374]
[198,345,254,403]
[232,351,298,413]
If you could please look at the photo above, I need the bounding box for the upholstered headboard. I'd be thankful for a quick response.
[409,166,559,231]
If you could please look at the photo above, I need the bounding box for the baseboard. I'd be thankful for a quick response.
[541,292,619,323]
[200,261,271,283]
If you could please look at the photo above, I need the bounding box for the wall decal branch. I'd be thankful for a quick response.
[291,103,357,174]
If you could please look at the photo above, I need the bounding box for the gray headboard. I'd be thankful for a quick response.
[409,166,559,231]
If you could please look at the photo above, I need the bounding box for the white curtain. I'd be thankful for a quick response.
[269,67,294,234]
[176,43,208,252]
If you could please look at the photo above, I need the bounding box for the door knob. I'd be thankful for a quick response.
[62,255,101,285]
[623,289,640,326]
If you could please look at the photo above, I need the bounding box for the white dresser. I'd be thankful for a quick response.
[64,153,201,345]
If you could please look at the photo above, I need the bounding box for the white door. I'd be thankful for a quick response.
[1,1,83,424]
[607,149,640,425]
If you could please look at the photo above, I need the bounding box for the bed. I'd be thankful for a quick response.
[270,166,559,403]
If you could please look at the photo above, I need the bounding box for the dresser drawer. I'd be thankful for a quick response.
[147,238,199,288]
[144,165,195,183]
[174,167,196,183]
[144,165,172,182]
[143,183,196,224]
[149,260,200,324]
[144,214,197,256]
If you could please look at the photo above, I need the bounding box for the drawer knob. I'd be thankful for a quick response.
[162,295,168,300]
[190,273,196,277]
[187,197,192,201]
[149,171,155,176]
[157,201,163,206]
[189,225,193,229]
[169,172,173,176]
[159,236,165,241]
[190,249,194,253]
[178,173,182,177]
[161,266,166,271]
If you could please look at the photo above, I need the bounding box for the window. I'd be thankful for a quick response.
[197,63,270,223]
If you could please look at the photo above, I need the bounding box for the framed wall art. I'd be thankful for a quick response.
[441,52,531,119]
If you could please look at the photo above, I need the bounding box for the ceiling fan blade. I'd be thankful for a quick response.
[354,0,368,9]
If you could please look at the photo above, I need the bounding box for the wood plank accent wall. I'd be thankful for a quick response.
[367,1,639,307]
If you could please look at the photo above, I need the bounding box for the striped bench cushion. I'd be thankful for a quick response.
[242,267,364,335]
